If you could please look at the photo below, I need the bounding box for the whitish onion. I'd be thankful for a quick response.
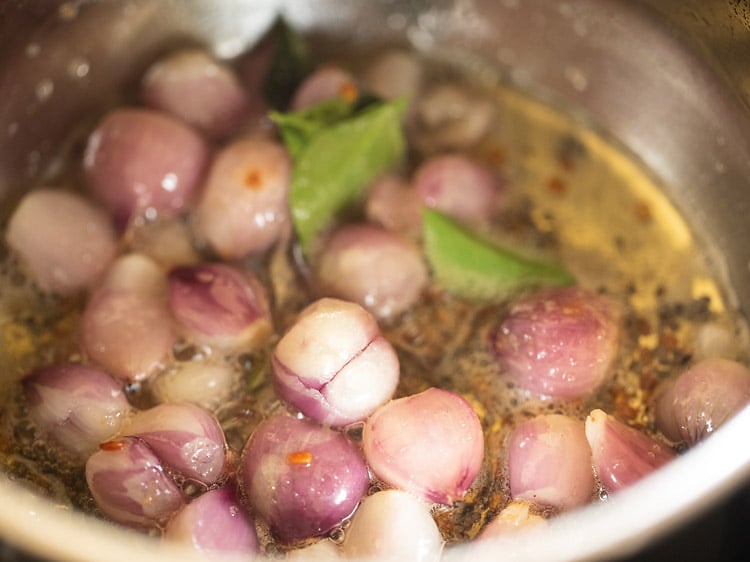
[316,224,428,319]
[507,415,594,511]
[341,490,443,562]
[141,49,249,140]
[5,189,116,295]
[365,173,422,237]
[22,363,132,459]
[149,360,236,412]
[272,298,399,426]
[192,138,291,259]
[654,358,750,445]
[479,501,547,539]
[362,387,484,505]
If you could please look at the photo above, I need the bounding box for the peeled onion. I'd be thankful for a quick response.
[5,189,116,295]
[273,298,399,426]
[290,66,358,110]
[341,490,443,562]
[479,501,547,539]
[22,363,132,459]
[192,138,291,259]
[122,402,226,486]
[362,387,484,505]
[168,263,272,351]
[413,154,502,224]
[316,224,428,319]
[149,360,236,412]
[164,486,258,558]
[141,48,249,140]
[85,437,185,528]
[585,409,675,494]
[654,358,750,445]
[361,50,423,102]
[365,173,422,236]
[507,415,594,511]
[83,108,209,227]
[491,286,620,399]
[239,413,369,544]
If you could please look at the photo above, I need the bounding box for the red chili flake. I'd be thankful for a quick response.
[484,146,506,167]
[287,451,313,466]
[244,168,263,190]
[546,176,566,194]
[635,201,652,222]
[99,440,126,451]
[339,82,359,102]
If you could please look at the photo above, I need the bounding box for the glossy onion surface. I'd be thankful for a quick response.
[492,286,619,399]
[316,224,428,319]
[122,402,226,486]
[85,437,185,529]
[273,298,399,426]
[192,138,291,259]
[341,490,443,562]
[586,409,675,494]
[22,363,131,459]
[240,413,369,544]
[508,415,594,511]
[655,358,750,445]
[362,387,484,505]
[164,487,258,558]
[83,108,209,226]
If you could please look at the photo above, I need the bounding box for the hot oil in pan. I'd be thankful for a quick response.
[0,53,747,547]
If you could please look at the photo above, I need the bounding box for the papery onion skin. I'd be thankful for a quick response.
[122,402,227,486]
[22,363,132,459]
[192,138,291,260]
[491,286,620,399]
[341,489,443,562]
[141,49,249,140]
[239,413,369,544]
[83,108,209,227]
[273,298,399,426]
[164,486,258,558]
[5,189,116,295]
[654,358,750,445]
[585,409,675,494]
[362,387,484,505]
[508,415,594,511]
[316,224,428,319]
[168,263,272,351]
[85,437,186,529]
[413,154,502,224]
[290,66,358,110]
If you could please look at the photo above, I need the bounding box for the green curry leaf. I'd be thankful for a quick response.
[423,209,575,300]
[281,98,407,255]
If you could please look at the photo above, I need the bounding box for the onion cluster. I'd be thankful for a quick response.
[6,26,750,562]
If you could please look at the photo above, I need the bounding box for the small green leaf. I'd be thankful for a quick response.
[288,99,407,255]
[270,98,357,160]
[423,209,575,300]
[262,18,315,110]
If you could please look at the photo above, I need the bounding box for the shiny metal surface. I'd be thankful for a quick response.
[1,1,749,560]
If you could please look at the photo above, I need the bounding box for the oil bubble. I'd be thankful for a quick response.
[35,80,54,103]
[67,57,90,79]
